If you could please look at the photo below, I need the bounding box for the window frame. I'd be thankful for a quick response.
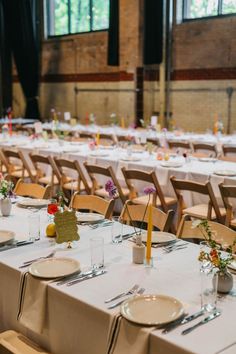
[45,0,109,38]
[182,0,236,22]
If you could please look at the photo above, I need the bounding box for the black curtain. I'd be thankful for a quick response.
[2,0,40,119]
[143,0,163,65]
[107,0,119,66]
[0,0,12,115]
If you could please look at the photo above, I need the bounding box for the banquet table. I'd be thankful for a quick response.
[1,135,236,210]
[0,204,235,354]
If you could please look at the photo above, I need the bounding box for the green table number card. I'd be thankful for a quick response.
[55,210,80,244]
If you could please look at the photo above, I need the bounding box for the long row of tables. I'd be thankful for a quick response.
[0,203,235,354]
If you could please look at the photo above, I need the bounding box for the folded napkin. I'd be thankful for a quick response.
[107,314,155,354]
[17,272,49,334]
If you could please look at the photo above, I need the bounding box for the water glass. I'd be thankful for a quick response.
[200,266,218,312]
[111,216,123,244]
[90,236,104,269]
[28,213,40,241]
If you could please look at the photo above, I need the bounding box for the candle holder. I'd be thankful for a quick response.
[144,257,154,268]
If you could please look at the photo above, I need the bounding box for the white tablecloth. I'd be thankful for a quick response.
[0,205,235,354]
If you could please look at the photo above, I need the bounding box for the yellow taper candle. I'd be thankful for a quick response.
[121,117,125,129]
[146,204,152,261]
[96,131,100,146]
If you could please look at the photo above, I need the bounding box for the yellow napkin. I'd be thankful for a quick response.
[17,272,49,334]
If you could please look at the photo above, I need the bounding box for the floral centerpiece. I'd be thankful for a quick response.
[192,219,236,293]
[0,175,14,216]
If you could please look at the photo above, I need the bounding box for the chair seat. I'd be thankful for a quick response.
[183,204,226,219]
[94,187,130,199]
[0,330,51,354]
[132,194,176,207]
[38,176,59,185]
[63,180,92,191]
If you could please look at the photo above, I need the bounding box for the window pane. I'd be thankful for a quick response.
[53,0,69,35]
[71,0,90,33]
[223,0,236,14]
[92,0,109,30]
[185,0,218,19]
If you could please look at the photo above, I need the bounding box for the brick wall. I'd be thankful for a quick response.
[12,1,236,133]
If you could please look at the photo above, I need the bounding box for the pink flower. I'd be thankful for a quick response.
[105,179,117,198]
[143,186,156,195]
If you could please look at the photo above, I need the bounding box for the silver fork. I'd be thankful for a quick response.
[104,284,139,303]
[19,250,56,268]
[107,287,145,309]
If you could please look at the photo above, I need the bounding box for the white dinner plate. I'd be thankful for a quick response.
[120,156,141,162]
[17,198,50,208]
[228,260,236,271]
[141,231,176,244]
[0,230,15,246]
[29,257,80,279]
[160,161,183,168]
[76,212,105,224]
[199,157,218,162]
[213,170,236,177]
[121,294,184,326]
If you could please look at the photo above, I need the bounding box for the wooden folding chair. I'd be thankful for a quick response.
[168,140,192,152]
[146,138,160,146]
[2,149,36,182]
[170,176,225,226]
[29,153,59,188]
[0,330,51,354]
[222,145,236,156]
[192,143,218,157]
[122,167,176,212]
[70,193,115,219]
[219,183,236,228]
[84,162,129,204]
[14,179,51,199]
[177,214,236,251]
[120,201,174,232]
[54,158,91,197]
[99,133,116,146]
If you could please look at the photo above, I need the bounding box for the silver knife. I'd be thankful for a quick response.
[56,269,96,285]
[67,269,107,286]
[182,310,221,335]
[162,309,205,333]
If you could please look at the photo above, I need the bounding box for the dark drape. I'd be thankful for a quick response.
[2,0,40,119]
[107,0,119,66]
[0,0,12,114]
[143,0,163,65]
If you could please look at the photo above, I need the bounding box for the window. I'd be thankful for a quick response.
[183,0,236,20]
[46,0,109,37]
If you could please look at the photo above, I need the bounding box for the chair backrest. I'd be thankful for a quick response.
[99,133,116,145]
[192,143,217,157]
[70,193,115,219]
[170,176,223,223]
[79,132,94,139]
[147,138,160,146]
[14,179,51,199]
[168,140,192,151]
[121,167,168,211]
[219,183,236,227]
[29,153,59,186]
[120,201,174,232]
[54,158,91,194]
[84,162,127,204]
[2,149,24,175]
[177,214,236,250]
[222,144,236,156]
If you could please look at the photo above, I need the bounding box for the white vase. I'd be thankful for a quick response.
[1,198,12,216]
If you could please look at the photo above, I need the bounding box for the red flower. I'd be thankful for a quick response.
[47,203,59,215]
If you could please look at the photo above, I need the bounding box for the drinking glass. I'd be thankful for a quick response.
[199,241,211,271]
[111,216,123,244]
[28,214,40,241]
[90,236,104,269]
[200,266,218,312]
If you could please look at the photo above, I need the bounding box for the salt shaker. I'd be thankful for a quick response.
[132,233,145,264]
